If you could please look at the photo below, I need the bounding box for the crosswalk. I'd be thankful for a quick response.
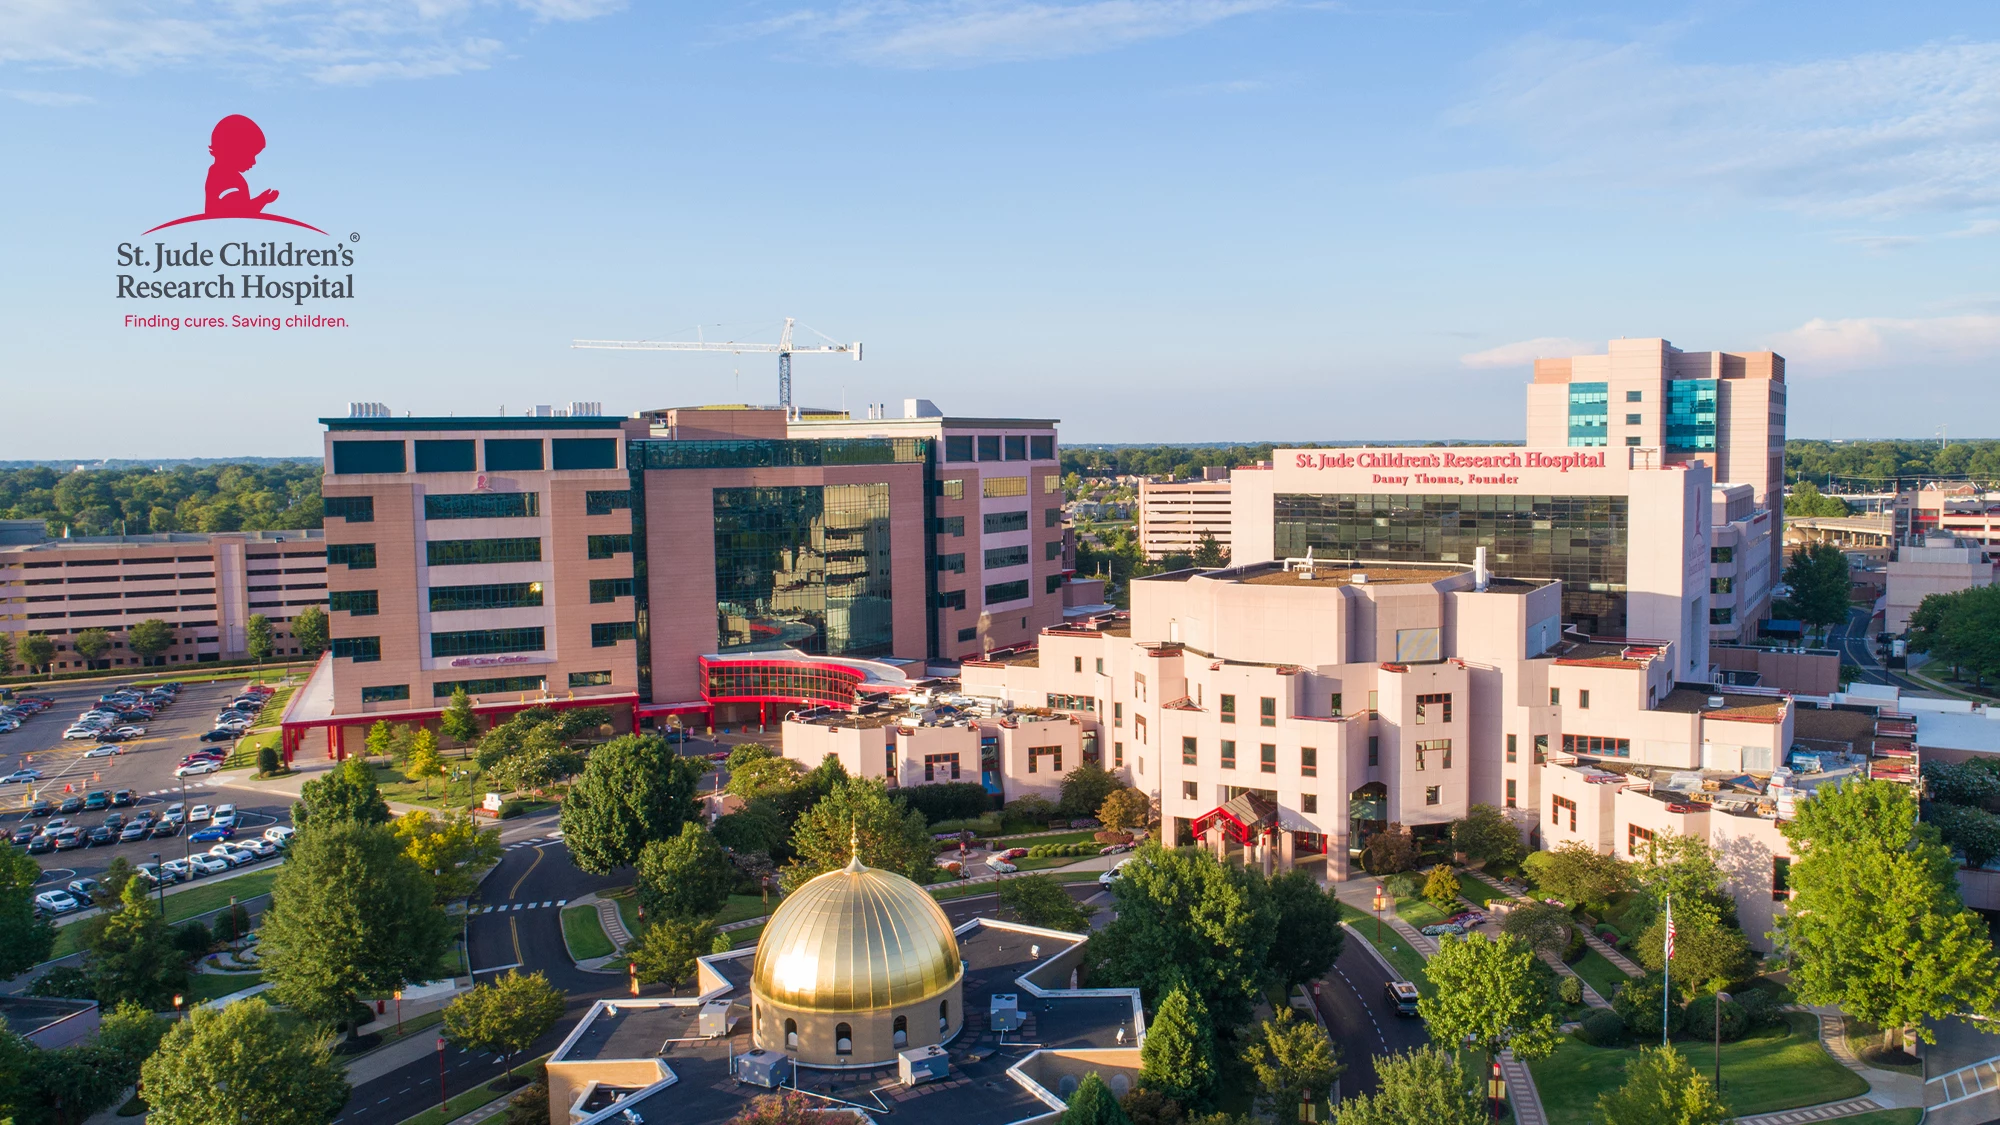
[473,899,566,914]
[502,835,558,851]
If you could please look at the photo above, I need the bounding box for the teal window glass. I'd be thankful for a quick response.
[628,437,928,470]
[1045,574,1063,593]
[360,684,409,702]
[430,627,545,658]
[429,583,544,613]
[324,495,374,522]
[1665,378,1718,452]
[985,579,1029,603]
[330,636,380,662]
[327,543,377,570]
[432,675,545,698]
[425,492,539,520]
[328,590,378,616]
[714,483,894,657]
[414,440,476,474]
[587,534,633,560]
[937,554,965,573]
[1565,382,1609,447]
[552,438,617,470]
[331,441,405,475]
[591,622,636,647]
[585,490,632,515]
[589,578,633,603]
[483,439,543,471]
[426,538,542,567]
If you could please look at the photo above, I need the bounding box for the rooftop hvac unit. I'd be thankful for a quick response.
[899,1044,950,1086]
[531,404,555,417]
[348,402,391,418]
[1706,696,1727,709]
[990,993,1023,1032]
[735,1049,792,1088]
[699,998,738,1038]
[571,401,604,417]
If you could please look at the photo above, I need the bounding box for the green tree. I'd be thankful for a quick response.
[560,734,705,874]
[392,810,503,903]
[441,970,566,1067]
[291,605,329,659]
[73,627,111,669]
[1422,864,1461,912]
[1139,983,1214,1107]
[84,877,187,1009]
[1777,778,2000,1049]
[1927,801,2000,868]
[1121,1088,1187,1125]
[1265,869,1345,988]
[1361,823,1419,875]
[1783,481,1850,519]
[1241,1009,1342,1117]
[258,744,283,775]
[261,820,453,1035]
[245,613,274,664]
[1907,586,2000,687]
[1780,544,1851,644]
[439,686,481,746]
[1921,758,2000,807]
[0,631,11,675]
[1635,903,1752,999]
[1059,763,1126,819]
[1451,804,1525,868]
[17,1043,129,1125]
[17,633,53,674]
[364,719,402,762]
[725,755,806,800]
[1595,1045,1735,1125]
[1500,901,1574,959]
[1634,832,1730,917]
[1192,531,1228,569]
[637,822,735,921]
[1523,841,1629,906]
[1063,1073,1134,1125]
[712,800,789,859]
[0,846,56,977]
[407,727,445,794]
[1098,787,1152,834]
[783,778,937,890]
[630,915,718,987]
[1086,843,1278,1030]
[1417,933,1562,1077]
[126,618,174,666]
[1332,1045,1486,1125]
[96,1001,171,1087]
[996,874,1094,933]
[140,999,348,1125]
[294,757,390,828]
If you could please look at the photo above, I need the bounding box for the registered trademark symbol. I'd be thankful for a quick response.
[349,232,360,242]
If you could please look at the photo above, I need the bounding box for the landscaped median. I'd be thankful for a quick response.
[392,1052,550,1125]
[560,904,615,961]
[47,865,284,961]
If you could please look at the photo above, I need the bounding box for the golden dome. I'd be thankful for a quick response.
[751,854,963,1013]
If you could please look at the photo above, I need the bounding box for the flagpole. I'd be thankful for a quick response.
[1663,895,1672,1047]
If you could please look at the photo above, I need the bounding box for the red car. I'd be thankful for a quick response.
[998,847,1029,860]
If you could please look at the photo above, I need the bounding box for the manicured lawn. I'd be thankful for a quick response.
[1844,1017,1924,1076]
[393,1054,549,1125]
[165,867,281,924]
[185,970,264,1003]
[715,894,772,927]
[1344,922,1431,996]
[1530,1013,1867,1125]
[1011,855,1084,872]
[727,922,766,949]
[1569,945,1634,1003]
[560,905,615,960]
[1459,871,1514,907]
[994,829,1100,847]
[1395,898,1451,928]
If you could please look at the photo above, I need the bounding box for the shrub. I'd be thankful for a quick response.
[27,965,94,1000]
[898,782,990,825]
[257,745,282,774]
[1579,1009,1626,1047]
[1562,926,1586,963]
[1004,795,1057,823]
[1733,987,1783,1029]
[497,799,526,819]
[1384,872,1422,900]
[173,920,213,957]
[1558,976,1584,1006]
[1612,974,1682,1039]
[1094,830,1133,845]
[1682,995,1750,1042]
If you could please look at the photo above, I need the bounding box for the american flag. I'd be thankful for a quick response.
[1664,900,1676,961]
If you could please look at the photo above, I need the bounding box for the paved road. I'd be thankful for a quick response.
[1311,928,1431,1099]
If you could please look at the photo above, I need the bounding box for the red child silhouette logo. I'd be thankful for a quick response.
[142,114,327,235]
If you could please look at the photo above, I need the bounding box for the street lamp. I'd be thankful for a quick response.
[1488,1059,1505,1122]
[394,990,404,1037]
[1372,884,1386,946]
[436,1038,448,1111]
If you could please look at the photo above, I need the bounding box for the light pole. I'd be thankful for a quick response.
[1372,884,1386,946]
[1488,1058,1504,1122]
[436,1038,448,1111]
[394,990,404,1037]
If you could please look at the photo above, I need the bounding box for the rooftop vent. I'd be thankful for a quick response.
[347,402,391,418]
[1706,696,1726,709]
[1351,572,1368,584]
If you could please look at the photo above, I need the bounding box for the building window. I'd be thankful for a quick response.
[986,579,1030,604]
[714,483,895,657]
[424,492,539,520]
[1625,435,1641,446]
[1114,742,1124,768]
[1046,693,1096,713]
[893,1016,908,1049]
[1711,576,1733,595]
[1220,740,1236,770]
[586,534,632,559]
[1505,779,1517,808]
[956,625,977,642]
[938,478,964,500]
[552,437,617,470]
[1425,786,1440,806]
[1711,607,1734,625]
[589,577,633,603]
[1506,734,1517,763]
[584,490,631,515]
[327,543,377,570]
[935,516,965,537]
[1328,693,1342,717]
[1563,734,1631,758]
[331,440,406,475]
[1114,702,1123,728]
[569,670,613,688]
[1368,736,1379,766]
[360,684,409,702]
[1625,413,1642,425]
[590,622,636,647]
[1300,746,1317,777]
[1626,390,1642,402]
[984,546,1029,569]
[940,999,949,1032]
[938,590,967,611]
[1553,794,1577,831]
[1415,693,1452,724]
[1046,540,1064,561]
[431,627,546,658]
[483,438,543,471]
[1032,435,1054,460]
[1134,715,1146,743]
[429,582,544,613]
[432,675,545,698]
[1416,739,1450,770]
[924,754,961,782]
[1074,656,1084,673]
[1260,697,1276,726]
[426,538,541,567]
[1534,735,1548,764]
[835,1023,852,1055]
[1183,737,1198,766]
[1628,823,1655,857]
[324,495,374,522]
[1549,688,1560,706]
[978,436,1001,461]
[1182,781,1198,800]
[330,636,381,663]
[1220,694,1235,724]
[785,1020,798,1049]
[1135,673,1147,702]
[983,511,1029,534]
[1772,857,1792,901]
[945,436,974,462]
[329,590,379,616]
[983,475,1028,498]
[1028,746,1063,774]
[1301,793,1318,814]
[1260,744,1276,774]
[1711,546,1734,564]
[1578,689,1590,710]
[1005,435,1027,461]
[1096,658,1104,675]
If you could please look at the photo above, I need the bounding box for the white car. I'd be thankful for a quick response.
[212,804,238,828]
[263,825,296,847]
[985,858,1018,874]
[63,727,102,740]
[34,890,80,914]
[164,802,186,824]
[82,745,120,759]
[188,804,212,823]
[161,859,194,881]
[110,725,146,739]
[209,844,254,867]
[186,855,229,876]
[2,769,42,784]
[239,837,277,858]
[1098,857,1138,888]
[175,761,220,778]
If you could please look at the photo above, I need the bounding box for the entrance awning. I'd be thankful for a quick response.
[1192,790,1280,845]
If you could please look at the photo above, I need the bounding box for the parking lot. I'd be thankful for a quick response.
[2,675,297,887]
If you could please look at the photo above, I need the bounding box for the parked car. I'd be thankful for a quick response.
[186,854,228,876]
[82,745,120,758]
[85,826,114,847]
[164,803,186,823]
[109,725,147,739]
[212,804,238,829]
[42,818,68,834]
[112,790,133,807]
[134,862,165,885]
[198,729,238,743]
[29,800,53,817]
[162,858,195,881]
[1099,856,1137,887]
[150,819,181,838]
[102,812,124,831]
[189,824,233,842]
[2,769,42,784]
[58,797,83,814]
[175,760,221,778]
[66,878,99,903]
[26,834,52,854]
[263,825,296,848]
[52,828,83,850]
[120,821,152,843]
[33,890,80,914]
[62,727,102,740]
[1385,980,1422,1017]
[210,844,254,866]
[82,791,110,810]
[188,805,212,823]
[10,824,36,845]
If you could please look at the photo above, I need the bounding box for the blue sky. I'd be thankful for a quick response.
[2,1,1998,457]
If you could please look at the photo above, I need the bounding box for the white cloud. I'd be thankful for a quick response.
[1446,35,2000,219]
[1460,336,1599,369]
[1769,315,2000,372]
[6,89,94,106]
[730,0,1286,68]
[0,0,622,84]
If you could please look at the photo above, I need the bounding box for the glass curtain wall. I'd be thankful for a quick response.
[713,483,894,656]
[1273,493,1630,633]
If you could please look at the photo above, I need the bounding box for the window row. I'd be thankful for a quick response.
[592,622,636,647]
[331,636,381,662]
[431,627,545,658]
[983,546,1028,570]
[432,675,545,698]
[429,582,543,613]
[424,491,540,520]
[427,538,542,567]
[1562,733,1630,757]
[942,434,1056,462]
[329,590,378,616]
[590,577,633,603]
[331,436,619,475]
[324,495,374,522]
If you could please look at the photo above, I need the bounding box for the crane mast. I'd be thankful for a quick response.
[571,318,861,410]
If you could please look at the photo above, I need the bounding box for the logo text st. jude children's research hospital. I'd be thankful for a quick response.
[117,114,356,331]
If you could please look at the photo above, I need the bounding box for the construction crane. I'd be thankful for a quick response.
[571,318,861,410]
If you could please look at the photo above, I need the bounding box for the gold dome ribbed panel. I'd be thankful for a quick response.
[751,861,962,1013]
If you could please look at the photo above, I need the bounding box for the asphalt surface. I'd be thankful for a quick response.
[2,675,297,885]
[1311,927,1432,1099]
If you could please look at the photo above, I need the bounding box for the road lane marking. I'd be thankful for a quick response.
[510,916,521,966]
[472,962,523,975]
[505,843,544,900]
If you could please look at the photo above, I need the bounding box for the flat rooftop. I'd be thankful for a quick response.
[1654,689,1788,722]
[1550,639,1668,668]
[1792,705,1883,749]
[0,997,95,1039]
[1231,562,1465,588]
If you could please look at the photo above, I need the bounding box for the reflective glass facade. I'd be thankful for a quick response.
[1273,493,1630,632]
[700,658,865,707]
[1665,378,1718,452]
[424,492,540,520]
[713,484,895,656]
[1566,382,1609,447]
